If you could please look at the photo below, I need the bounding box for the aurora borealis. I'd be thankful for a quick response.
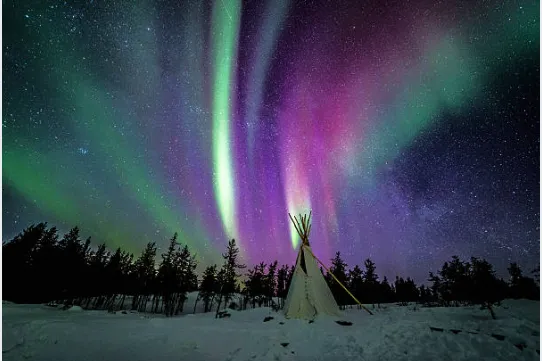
[3,0,539,281]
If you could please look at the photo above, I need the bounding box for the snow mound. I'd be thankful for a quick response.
[66,306,83,312]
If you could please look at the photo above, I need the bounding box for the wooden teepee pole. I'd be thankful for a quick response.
[300,214,307,244]
[288,213,303,239]
[304,246,373,315]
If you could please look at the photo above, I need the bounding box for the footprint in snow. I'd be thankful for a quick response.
[224,347,242,361]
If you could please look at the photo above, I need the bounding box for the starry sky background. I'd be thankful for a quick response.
[3,0,539,282]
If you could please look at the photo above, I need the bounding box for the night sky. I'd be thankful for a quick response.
[3,0,539,282]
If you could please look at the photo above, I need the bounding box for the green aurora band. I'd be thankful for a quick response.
[3,5,219,262]
[211,0,242,243]
[350,2,539,189]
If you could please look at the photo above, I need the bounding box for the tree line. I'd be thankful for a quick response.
[3,223,539,317]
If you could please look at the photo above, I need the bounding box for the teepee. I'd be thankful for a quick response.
[283,212,342,319]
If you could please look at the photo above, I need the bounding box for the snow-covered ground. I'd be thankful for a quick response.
[2,298,539,361]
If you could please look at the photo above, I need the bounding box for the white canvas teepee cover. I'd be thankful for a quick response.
[283,244,341,319]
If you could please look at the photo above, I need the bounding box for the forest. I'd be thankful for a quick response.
[3,223,539,317]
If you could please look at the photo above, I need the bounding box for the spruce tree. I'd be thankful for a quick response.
[362,259,379,305]
[200,265,218,312]
[174,244,197,314]
[133,242,157,311]
[469,257,502,318]
[276,265,289,307]
[328,252,349,307]
[265,261,278,307]
[507,262,523,298]
[285,265,295,291]
[347,265,363,305]
[379,276,394,303]
[218,239,246,308]
[363,259,378,283]
[158,234,179,315]
[246,263,266,308]
[418,285,430,304]
[32,225,60,302]
[103,247,123,310]
[57,227,88,304]
[532,266,540,284]
[507,262,538,300]
[428,272,442,304]
[88,242,109,307]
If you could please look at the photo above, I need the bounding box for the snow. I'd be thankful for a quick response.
[2,298,539,361]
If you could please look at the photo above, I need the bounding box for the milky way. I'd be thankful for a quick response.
[3,0,539,281]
